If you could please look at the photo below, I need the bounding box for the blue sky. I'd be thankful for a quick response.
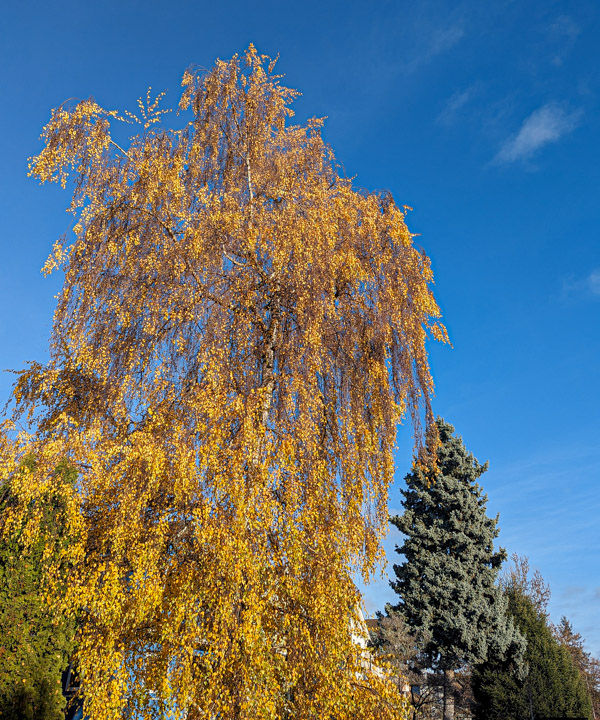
[1,1,598,654]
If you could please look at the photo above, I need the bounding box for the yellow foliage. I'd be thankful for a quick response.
[9,45,446,719]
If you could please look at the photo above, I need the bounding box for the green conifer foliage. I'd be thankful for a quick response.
[0,460,77,720]
[388,419,524,719]
[390,419,522,671]
[555,616,600,719]
[472,589,593,719]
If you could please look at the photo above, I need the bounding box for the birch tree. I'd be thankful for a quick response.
[6,46,447,720]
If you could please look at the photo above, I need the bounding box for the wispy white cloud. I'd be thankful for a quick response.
[494,102,582,164]
[548,15,580,67]
[589,270,600,295]
[437,84,478,125]
[429,24,465,57]
[400,22,465,74]
[562,269,600,301]
[337,10,466,121]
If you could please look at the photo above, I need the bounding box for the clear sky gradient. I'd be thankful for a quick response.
[1,0,598,654]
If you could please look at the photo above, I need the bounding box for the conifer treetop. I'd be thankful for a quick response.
[390,418,523,672]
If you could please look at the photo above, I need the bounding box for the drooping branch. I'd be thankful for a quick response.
[260,291,281,429]
[16,44,447,720]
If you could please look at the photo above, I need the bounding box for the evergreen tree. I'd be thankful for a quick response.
[554,617,599,720]
[472,588,592,719]
[0,458,77,720]
[389,418,524,720]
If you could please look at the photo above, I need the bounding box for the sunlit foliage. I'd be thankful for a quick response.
[6,46,446,719]
[0,439,76,720]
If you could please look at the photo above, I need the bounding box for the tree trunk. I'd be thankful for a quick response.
[443,669,455,720]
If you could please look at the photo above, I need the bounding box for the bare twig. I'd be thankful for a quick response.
[109,138,131,159]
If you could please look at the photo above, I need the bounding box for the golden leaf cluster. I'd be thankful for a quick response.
[5,45,447,719]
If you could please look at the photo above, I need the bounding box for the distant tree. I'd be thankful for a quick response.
[388,419,524,720]
[555,616,600,720]
[0,450,77,720]
[472,582,592,719]
[373,612,479,720]
[502,554,551,617]
[371,613,440,719]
